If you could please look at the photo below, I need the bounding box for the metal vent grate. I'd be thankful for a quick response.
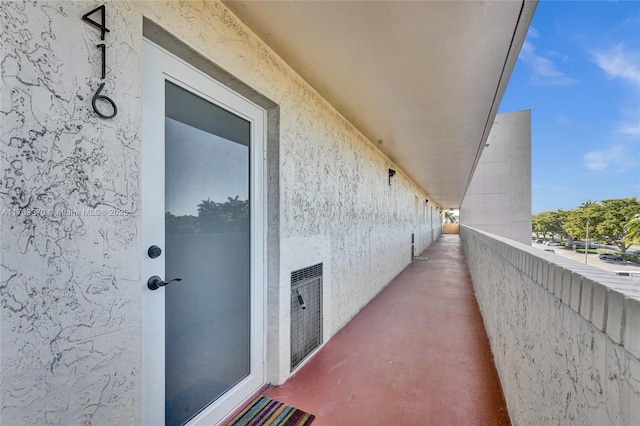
[290,263,323,371]
[291,263,323,285]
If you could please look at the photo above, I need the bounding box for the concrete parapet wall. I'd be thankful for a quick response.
[461,225,640,425]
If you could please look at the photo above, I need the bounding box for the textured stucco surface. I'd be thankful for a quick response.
[1,2,141,425]
[461,110,532,245]
[1,1,441,423]
[461,226,640,425]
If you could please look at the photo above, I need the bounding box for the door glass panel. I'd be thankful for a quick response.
[164,81,251,426]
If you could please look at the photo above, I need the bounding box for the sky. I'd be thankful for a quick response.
[498,1,640,214]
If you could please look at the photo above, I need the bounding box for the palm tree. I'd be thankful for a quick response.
[626,214,640,245]
[444,211,458,224]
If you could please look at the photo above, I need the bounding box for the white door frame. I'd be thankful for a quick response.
[141,39,266,426]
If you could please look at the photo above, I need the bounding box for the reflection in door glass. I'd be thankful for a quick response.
[164,81,251,425]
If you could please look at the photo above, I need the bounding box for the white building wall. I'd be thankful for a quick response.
[0,1,441,423]
[460,110,532,245]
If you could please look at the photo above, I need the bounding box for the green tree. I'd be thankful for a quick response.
[197,196,249,233]
[595,197,640,252]
[563,202,602,242]
[532,213,544,238]
[444,211,458,223]
[165,211,198,235]
[548,209,570,241]
[532,198,640,251]
[626,214,640,245]
[533,211,555,240]
[166,195,250,235]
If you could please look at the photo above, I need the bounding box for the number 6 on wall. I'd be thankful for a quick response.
[92,82,118,119]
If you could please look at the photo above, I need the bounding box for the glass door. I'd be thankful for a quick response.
[164,81,251,425]
[142,40,265,426]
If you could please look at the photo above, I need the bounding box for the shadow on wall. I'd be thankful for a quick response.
[443,223,460,234]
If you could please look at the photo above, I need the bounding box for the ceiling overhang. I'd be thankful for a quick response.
[224,0,537,208]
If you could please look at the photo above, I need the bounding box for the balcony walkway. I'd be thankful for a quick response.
[263,234,510,425]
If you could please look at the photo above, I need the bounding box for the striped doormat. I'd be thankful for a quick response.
[225,396,315,426]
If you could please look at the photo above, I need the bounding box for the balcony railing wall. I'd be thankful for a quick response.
[461,226,640,425]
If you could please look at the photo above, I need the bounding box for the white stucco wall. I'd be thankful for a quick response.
[461,226,640,425]
[460,110,532,245]
[1,1,441,423]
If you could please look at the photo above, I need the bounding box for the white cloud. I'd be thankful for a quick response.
[618,122,640,137]
[520,40,535,57]
[591,43,640,89]
[519,41,577,86]
[547,51,569,62]
[583,144,637,173]
[613,107,640,140]
[527,26,539,39]
[556,116,572,125]
[589,46,640,143]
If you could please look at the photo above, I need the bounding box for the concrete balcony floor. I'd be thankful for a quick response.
[263,235,510,425]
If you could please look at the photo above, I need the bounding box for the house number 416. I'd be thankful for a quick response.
[82,5,118,119]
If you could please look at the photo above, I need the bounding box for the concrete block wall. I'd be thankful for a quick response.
[461,226,640,425]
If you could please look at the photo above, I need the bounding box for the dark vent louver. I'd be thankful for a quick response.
[290,263,323,370]
[291,263,323,285]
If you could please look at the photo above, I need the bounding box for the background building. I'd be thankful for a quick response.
[461,110,532,244]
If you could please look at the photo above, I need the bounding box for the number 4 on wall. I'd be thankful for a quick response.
[82,5,110,41]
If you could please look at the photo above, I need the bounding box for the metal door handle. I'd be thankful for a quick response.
[147,275,182,291]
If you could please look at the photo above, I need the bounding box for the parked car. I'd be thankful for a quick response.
[614,271,640,280]
[535,239,544,244]
[544,249,555,253]
[599,253,623,261]
[573,240,596,248]
[545,242,561,246]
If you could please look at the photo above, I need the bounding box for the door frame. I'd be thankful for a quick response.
[141,39,266,426]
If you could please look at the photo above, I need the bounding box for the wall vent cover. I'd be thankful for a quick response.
[290,263,323,371]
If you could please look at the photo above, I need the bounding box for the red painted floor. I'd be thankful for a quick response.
[264,235,510,426]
